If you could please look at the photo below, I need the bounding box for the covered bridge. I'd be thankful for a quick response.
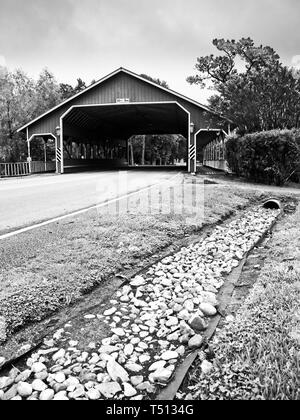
[18,67,231,174]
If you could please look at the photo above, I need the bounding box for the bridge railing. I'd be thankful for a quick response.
[0,161,56,177]
[203,137,231,172]
[0,162,31,177]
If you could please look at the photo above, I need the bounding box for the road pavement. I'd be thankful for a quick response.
[0,170,179,234]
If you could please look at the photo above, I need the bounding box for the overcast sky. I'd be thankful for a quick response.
[0,0,299,103]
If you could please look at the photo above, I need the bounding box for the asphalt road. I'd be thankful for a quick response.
[0,170,179,234]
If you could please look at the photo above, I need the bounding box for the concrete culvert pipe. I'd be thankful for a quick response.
[262,198,281,210]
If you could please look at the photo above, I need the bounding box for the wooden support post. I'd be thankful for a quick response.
[189,133,196,174]
[27,140,32,174]
[56,131,64,174]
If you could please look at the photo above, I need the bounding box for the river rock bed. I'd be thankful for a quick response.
[0,207,280,400]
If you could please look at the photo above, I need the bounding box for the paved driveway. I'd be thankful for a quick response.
[0,170,179,234]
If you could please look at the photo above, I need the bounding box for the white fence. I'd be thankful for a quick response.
[0,161,56,177]
[0,162,30,177]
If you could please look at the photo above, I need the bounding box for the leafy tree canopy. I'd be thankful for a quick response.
[187,38,300,133]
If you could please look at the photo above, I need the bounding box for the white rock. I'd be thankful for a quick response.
[97,382,122,398]
[125,363,143,373]
[89,355,100,365]
[124,344,134,356]
[130,376,144,386]
[130,276,145,287]
[184,300,194,312]
[111,328,126,337]
[99,345,119,354]
[52,349,65,362]
[70,385,85,399]
[149,360,166,372]
[104,307,117,316]
[201,360,214,375]
[166,317,179,327]
[123,382,137,397]
[31,362,47,373]
[107,359,129,382]
[139,355,150,364]
[178,310,190,321]
[17,382,32,398]
[176,345,186,356]
[161,351,179,361]
[161,278,172,287]
[151,368,172,383]
[188,335,202,349]
[87,389,101,400]
[31,379,47,392]
[0,377,10,390]
[53,392,69,400]
[199,303,217,317]
[54,372,66,383]
[39,389,55,401]
[84,314,96,319]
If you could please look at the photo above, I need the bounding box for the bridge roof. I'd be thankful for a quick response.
[18,67,230,134]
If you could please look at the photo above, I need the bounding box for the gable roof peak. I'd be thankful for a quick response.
[18,67,229,133]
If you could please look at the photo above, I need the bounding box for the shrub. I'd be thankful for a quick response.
[225,136,241,176]
[226,129,300,185]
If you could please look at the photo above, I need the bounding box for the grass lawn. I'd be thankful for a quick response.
[184,201,300,400]
[0,176,266,341]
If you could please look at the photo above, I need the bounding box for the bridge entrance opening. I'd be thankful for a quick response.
[59,102,189,173]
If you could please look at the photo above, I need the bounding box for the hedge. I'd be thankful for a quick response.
[226,129,300,186]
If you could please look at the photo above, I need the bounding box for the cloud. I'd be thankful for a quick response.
[291,55,300,69]
[0,55,6,67]
[1,0,300,103]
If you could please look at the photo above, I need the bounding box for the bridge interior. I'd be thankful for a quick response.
[61,102,189,172]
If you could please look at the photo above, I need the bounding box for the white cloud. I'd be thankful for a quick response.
[291,55,300,69]
[0,55,6,67]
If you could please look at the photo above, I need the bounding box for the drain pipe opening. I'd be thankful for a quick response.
[262,198,281,210]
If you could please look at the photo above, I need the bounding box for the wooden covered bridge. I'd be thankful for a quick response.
[18,67,231,175]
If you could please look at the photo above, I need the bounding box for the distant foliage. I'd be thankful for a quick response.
[129,134,186,165]
[226,130,300,185]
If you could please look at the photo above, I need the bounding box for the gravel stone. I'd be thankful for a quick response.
[188,335,203,349]
[39,389,55,401]
[97,382,122,398]
[17,382,32,398]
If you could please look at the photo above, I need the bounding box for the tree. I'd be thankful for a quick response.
[0,68,36,161]
[187,38,300,133]
[74,78,87,94]
[140,74,169,89]
[0,67,90,162]
[34,68,62,117]
[59,83,76,101]
[59,78,87,100]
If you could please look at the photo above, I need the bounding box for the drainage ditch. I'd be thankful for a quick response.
[0,199,292,401]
